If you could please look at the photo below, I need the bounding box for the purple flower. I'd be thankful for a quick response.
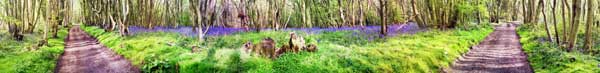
[127,22,421,37]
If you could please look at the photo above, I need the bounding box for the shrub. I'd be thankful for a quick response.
[0,28,68,73]
[518,26,600,73]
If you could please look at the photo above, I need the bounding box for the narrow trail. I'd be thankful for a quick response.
[449,23,533,73]
[55,26,139,73]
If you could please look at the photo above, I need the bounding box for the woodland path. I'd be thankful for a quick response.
[55,26,139,73]
[449,23,533,73]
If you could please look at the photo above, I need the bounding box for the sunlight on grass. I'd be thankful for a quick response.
[81,24,493,73]
[518,26,600,73]
[0,28,68,73]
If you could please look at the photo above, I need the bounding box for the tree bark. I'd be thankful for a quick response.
[411,0,425,27]
[583,0,596,52]
[380,0,388,37]
[541,0,554,42]
[567,0,582,51]
[552,0,561,45]
[561,0,571,46]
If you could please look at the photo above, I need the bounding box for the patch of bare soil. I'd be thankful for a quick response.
[449,24,533,73]
[55,26,139,73]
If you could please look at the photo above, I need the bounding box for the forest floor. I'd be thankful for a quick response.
[55,26,139,73]
[449,23,533,73]
[76,23,493,72]
[127,22,421,37]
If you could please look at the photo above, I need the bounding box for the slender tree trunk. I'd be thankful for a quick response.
[120,0,129,36]
[339,0,346,27]
[523,0,528,22]
[541,0,554,42]
[567,0,582,51]
[380,0,387,37]
[562,0,571,46]
[411,0,424,27]
[552,0,561,45]
[476,0,482,24]
[583,0,596,52]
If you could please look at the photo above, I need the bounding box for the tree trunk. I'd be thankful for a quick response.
[583,0,596,52]
[552,0,561,45]
[541,0,554,42]
[561,0,571,46]
[523,0,527,22]
[411,0,425,27]
[380,0,387,37]
[567,0,582,51]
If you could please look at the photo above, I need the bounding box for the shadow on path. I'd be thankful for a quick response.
[55,26,139,73]
[449,23,533,73]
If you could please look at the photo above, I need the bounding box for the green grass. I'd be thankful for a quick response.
[0,28,68,73]
[81,25,492,73]
[518,26,600,73]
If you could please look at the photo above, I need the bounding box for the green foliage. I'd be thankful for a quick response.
[81,25,191,72]
[388,1,405,23]
[205,30,369,49]
[177,12,193,26]
[343,28,492,72]
[0,28,68,73]
[456,2,476,18]
[475,1,490,19]
[365,8,382,25]
[287,0,382,27]
[205,31,302,49]
[314,31,372,46]
[266,27,492,73]
[82,24,492,73]
[518,26,600,73]
[455,1,490,26]
[307,0,336,27]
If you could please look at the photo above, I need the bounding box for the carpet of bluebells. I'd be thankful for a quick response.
[128,22,422,37]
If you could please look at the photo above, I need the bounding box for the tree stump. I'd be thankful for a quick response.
[304,44,318,52]
[260,38,276,59]
[191,46,200,53]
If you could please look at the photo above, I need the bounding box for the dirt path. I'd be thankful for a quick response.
[449,24,533,73]
[55,26,139,73]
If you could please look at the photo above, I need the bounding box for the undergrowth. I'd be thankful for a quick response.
[82,24,492,73]
[518,26,600,73]
[0,28,68,73]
